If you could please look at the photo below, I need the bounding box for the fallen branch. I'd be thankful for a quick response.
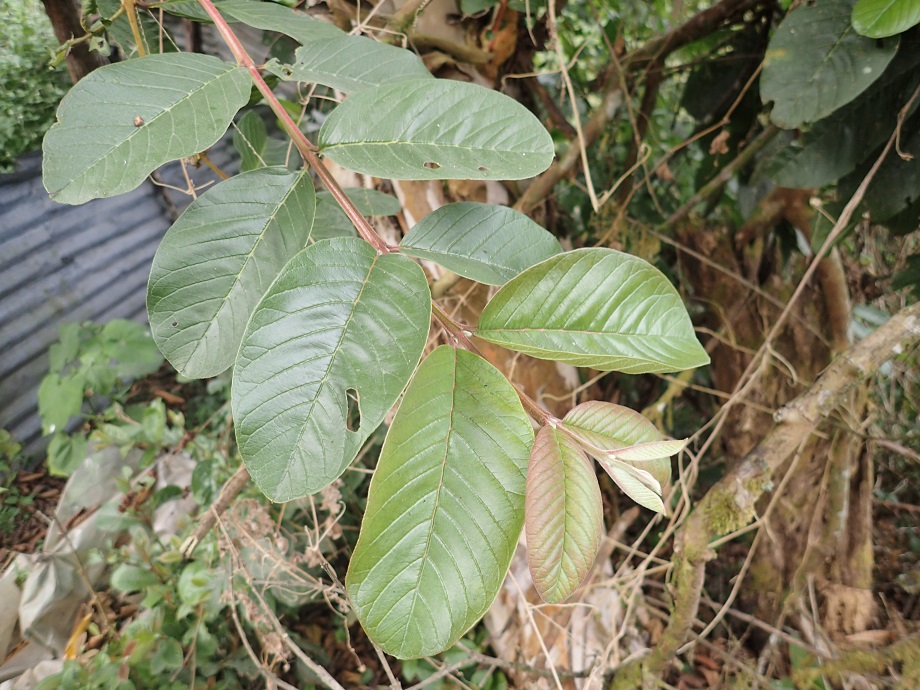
[181,464,250,558]
[610,300,920,688]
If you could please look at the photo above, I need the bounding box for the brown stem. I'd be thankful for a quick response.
[42,0,107,82]
[181,464,251,558]
[195,0,393,255]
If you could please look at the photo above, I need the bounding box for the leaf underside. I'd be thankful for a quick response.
[476,248,710,374]
[43,53,250,204]
[347,346,533,659]
[317,79,555,181]
[233,237,431,502]
[280,36,433,93]
[147,167,315,379]
[400,202,563,285]
[526,426,604,604]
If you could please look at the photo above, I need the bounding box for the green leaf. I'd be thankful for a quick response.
[43,53,251,204]
[347,346,533,658]
[218,0,343,43]
[313,191,358,240]
[46,433,89,477]
[476,249,710,374]
[110,564,161,594]
[400,202,563,285]
[760,0,897,128]
[762,43,920,188]
[525,426,603,604]
[218,0,431,92]
[233,110,291,172]
[342,188,402,216]
[38,373,85,435]
[853,0,920,38]
[148,167,316,379]
[233,238,431,502]
[277,36,432,94]
[99,320,164,380]
[150,638,184,675]
[318,79,555,181]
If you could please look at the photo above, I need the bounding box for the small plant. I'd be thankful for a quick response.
[0,430,30,536]
[38,320,164,476]
[42,0,708,659]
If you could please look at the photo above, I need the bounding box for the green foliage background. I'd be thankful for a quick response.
[0,0,69,172]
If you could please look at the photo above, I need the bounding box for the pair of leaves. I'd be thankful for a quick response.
[526,402,683,604]
[216,0,432,94]
[44,63,554,206]
[760,0,898,129]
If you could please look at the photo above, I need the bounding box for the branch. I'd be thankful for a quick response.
[610,300,920,688]
[195,0,392,255]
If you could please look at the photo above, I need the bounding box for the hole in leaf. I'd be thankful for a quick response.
[345,388,361,432]
[478,166,488,172]
[423,161,441,170]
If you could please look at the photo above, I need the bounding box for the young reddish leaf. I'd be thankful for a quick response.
[606,439,688,462]
[526,426,604,604]
[561,401,680,514]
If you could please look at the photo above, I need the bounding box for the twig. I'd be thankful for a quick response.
[195,0,393,255]
[515,0,761,214]
[181,464,250,558]
[219,519,349,690]
[547,0,599,212]
[609,299,920,688]
[374,644,403,689]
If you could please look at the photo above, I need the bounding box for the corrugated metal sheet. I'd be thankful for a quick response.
[0,140,238,457]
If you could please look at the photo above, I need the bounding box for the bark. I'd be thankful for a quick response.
[41,0,106,83]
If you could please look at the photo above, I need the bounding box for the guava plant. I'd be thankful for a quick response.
[42,0,708,659]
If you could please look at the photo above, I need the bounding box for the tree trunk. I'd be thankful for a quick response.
[41,0,106,83]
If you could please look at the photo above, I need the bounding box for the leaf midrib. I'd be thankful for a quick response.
[181,171,313,371]
[399,350,459,653]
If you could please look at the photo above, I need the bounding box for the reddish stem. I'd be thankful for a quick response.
[197,0,557,429]
[195,0,392,255]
